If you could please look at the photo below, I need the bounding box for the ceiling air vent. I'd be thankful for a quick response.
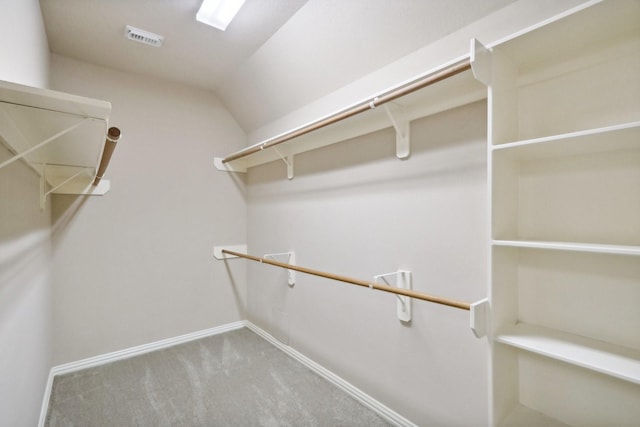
[124,25,164,47]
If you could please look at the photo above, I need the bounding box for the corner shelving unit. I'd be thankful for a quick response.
[484,1,640,426]
[0,79,112,208]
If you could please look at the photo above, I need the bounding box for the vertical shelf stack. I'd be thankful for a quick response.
[486,1,640,426]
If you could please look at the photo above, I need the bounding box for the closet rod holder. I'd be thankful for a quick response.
[93,127,121,186]
[221,249,471,311]
[221,57,472,164]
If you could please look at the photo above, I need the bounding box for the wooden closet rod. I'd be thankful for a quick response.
[222,57,472,164]
[93,127,121,186]
[222,249,471,311]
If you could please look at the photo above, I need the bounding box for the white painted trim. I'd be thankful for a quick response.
[52,321,246,376]
[37,370,56,427]
[245,321,417,427]
[38,321,245,427]
[38,319,415,427]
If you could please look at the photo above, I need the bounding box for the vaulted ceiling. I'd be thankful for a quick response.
[40,0,517,133]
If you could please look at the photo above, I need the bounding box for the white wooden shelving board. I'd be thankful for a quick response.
[499,404,570,427]
[492,240,640,256]
[491,121,640,160]
[223,60,485,171]
[0,79,111,196]
[496,323,640,384]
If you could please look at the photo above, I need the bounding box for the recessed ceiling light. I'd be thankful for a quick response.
[196,0,246,31]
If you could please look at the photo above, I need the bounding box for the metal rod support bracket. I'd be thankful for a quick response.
[264,251,296,286]
[382,104,410,159]
[374,270,412,322]
[273,148,295,180]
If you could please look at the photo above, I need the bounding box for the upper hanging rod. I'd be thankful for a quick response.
[221,249,471,311]
[222,57,472,164]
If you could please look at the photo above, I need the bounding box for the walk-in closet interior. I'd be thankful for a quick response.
[1,0,638,426]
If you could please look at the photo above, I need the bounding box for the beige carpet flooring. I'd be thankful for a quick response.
[45,327,392,426]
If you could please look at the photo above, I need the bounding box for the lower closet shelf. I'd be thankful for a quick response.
[499,404,570,427]
[495,323,640,384]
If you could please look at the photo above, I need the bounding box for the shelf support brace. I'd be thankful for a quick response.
[273,148,295,180]
[39,164,91,210]
[264,251,296,286]
[382,103,410,159]
[470,38,492,86]
[374,270,412,322]
[0,118,91,170]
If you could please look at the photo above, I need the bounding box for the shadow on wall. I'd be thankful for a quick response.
[223,258,247,320]
[0,144,53,311]
[50,194,87,241]
[0,144,53,427]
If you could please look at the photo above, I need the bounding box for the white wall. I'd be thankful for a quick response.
[246,101,488,425]
[247,0,590,144]
[0,0,49,87]
[0,1,51,426]
[49,55,248,365]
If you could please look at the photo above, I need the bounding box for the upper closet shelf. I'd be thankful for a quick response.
[0,79,113,206]
[215,40,489,178]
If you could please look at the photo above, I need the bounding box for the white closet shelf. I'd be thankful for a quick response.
[492,240,640,256]
[216,57,485,174]
[491,121,640,159]
[0,79,112,201]
[494,0,640,77]
[496,323,640,384]
[499,404,570,427]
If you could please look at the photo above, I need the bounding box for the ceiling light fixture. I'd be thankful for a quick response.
[196,0,246,31]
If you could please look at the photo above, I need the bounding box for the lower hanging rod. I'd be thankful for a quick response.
[221,249,471,311]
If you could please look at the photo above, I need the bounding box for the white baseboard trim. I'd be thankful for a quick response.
[244,321,417,427]
[38,320,245,427]
[38,319,415,427]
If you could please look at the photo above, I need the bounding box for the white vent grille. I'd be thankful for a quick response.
[124,25,164,47]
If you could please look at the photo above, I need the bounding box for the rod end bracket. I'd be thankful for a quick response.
[214,244,247,259]
[470,298,489,338]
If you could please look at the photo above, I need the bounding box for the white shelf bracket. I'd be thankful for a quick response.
[273,148,295,180]
[470,38,492,86]
[382,103,410,159]
[264,251,296,286]
[38,164,91,210]
[214,157,247,173]
[470,298,489,338]
[374,270,412,322]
